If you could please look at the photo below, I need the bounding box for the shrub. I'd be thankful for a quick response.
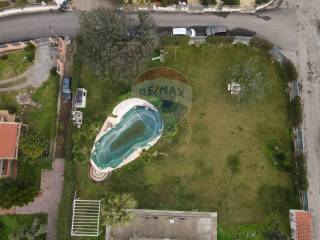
[25,42,36,52]
[160,35,190,46]
[0,177,39,209]
[294,154,308,191]
[282,60,298,82]
[251,37,273,52]
[19,130,49,162]
[206,36,233,45]
[160,0,178,6]
[226,153,240,174]
[50,67,58,76]
[266,143,286,170]
[201,0,216,5]
[289,96,302,127]
[1,54,8,60]
[223,0,240,5]
[226,57,268,102]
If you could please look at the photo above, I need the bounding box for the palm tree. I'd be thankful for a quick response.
[101,192,137,226]
[9,218,47,240]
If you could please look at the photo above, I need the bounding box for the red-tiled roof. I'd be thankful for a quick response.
[0,122,20,159]
[295,211,312,240]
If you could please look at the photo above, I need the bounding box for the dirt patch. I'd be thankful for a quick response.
[136,67,188,84]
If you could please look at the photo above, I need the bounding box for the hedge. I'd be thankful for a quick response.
[250,37,273,52]
[294,154,308,191]
[289,96,302,128]
[160,35,190,46]
[206,36,233,45]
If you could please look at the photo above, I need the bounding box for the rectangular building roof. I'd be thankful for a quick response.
[110,209,217,240]
[290,210,312,240]
[0,122,21,159]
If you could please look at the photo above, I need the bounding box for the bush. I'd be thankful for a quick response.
[0,1,9,8]
[226,57,267,102]
[223,0,240,5]
[226,153,240,174]
[282,60,297,82]
[25,42,36,52]
[206,36,233,45]
[294,154,308,191]
[0,177,39,209]
[19,130,49,162]
[50,67,58,76]
[289,96,302,127]
[266,143,287,170]
[1,54,8,60]
[160,35,190,46]
[160,0,178,6]
[201,0,216,5]
[251,37,273,52]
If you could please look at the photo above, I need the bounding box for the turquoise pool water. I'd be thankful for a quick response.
[91,106,163,170]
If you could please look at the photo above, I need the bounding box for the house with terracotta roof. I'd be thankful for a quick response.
[290,209,312,240]
[0,110,21,178]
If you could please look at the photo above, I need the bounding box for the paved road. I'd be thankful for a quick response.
[0,10,298,57]
[289,0,320,239]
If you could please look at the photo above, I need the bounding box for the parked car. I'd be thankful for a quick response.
[206,26,227,36]
[62,76,72,101]
[172,27,196,37]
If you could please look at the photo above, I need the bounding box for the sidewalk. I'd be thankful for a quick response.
[0,5,59,18]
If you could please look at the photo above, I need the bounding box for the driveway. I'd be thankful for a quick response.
[15,159,65,240]
[0,41,56,92]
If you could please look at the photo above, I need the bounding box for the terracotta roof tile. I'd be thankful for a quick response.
[0,123,20,159]
[295,211,312,240]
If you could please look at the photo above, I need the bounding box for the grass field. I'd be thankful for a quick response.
[0,50,33,81]
[24,73,60,140]
[60,43,299,239]
[0,214,47,240]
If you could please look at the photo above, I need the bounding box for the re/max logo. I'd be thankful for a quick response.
[139,85,185,97]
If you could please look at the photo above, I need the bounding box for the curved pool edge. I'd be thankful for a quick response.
[90,98,164,174]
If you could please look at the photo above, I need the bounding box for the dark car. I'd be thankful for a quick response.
[62,77,71,101]
[206,26,227,36]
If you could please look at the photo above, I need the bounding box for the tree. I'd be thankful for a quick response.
[263,220,288,240]
[101,192,137,226]
[9,218,47,240]
[78,9,158,85]
[0,177,39,209]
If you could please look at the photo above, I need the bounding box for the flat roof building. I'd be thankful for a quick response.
[109,209,217,240]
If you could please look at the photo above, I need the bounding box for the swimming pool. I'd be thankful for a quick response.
[90,105,163,171]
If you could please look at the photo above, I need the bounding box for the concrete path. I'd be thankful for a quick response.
[0,71,28,85]
[0,42,55,92]
[15,158,65,240]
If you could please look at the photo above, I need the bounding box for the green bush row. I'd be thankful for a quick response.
[206,36,233,45]
[289,96,302,128]
[160,35,190,46]
[293,154,308,191]
[250,37,273,52]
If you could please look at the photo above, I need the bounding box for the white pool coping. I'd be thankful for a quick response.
[90,98,163,173]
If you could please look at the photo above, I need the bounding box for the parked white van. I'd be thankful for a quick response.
[172,28,196,37]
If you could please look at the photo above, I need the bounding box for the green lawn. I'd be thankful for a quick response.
[0,50,33,81]
[24,73,60,140]
[59,43,298,239]
[0,214,47,240]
